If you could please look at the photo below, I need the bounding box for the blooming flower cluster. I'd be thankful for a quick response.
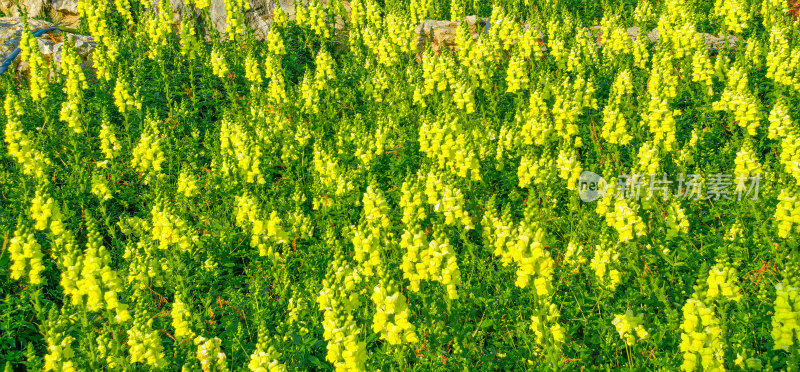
[679,295,725,372]
[706,261,742,302]
[772,278,800,351]
[4,93,52,179]
[224,0,251,39]
[714,0,752,34]
[211,47,230,79]
[352,186,392,276]
[113,77,142,115]
[151,202,197,251]
[8,226,46,285]
[30,189,65,235]
[399,226,461,299]
[529,301,565,350]
[418,116,481,181]
[371,277,419,344]
[317,257,368,371]
[59,39,88,133]
[601,70,634,145]
[590,241,622,291]
[248,329,286,372]
[712,64,762,136]
[195,336,229,372]
[235,193,288,257]
[172,295,196,341]
[612,310,648,346]
[775,189,800,238]
[60,216,130,321]
[128,315,167,368]
[296,0,330,38]
[219,118,267,184]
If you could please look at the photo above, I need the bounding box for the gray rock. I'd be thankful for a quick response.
[0,17,95,75]
[50,0,79,27]
[0,0,80,28]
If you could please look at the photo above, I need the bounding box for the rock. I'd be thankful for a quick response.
[50,0,79,28]
[0,17,95,75]
[155,0,291,41]
[0,0,80,28]
[415,17,488,55]
[0,0,48,19]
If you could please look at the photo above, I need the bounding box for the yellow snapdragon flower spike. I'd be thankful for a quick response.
[600,15,633,62]
[679,295,725,372]
[317,258,368,371]
[172,296,196,341]
[267,26,286,56]
[530,302,565,347]
[482,206,553,294]
[400,228,462,299]
[733,142,762,183]
[612,310,648,346]
[225,0,251,39]
[4,93,51,179]
[114,0,134,25]
[691,50,714,96]
[775,189,800,238]
[556,146,582,191]
[766,27,800,91]
[296,0,330,38]
[19,23,49,102]
[177,171,199,197]
[128,317,167,368]
[99,120,122,160]
[30,189,65,235]
[249,329,287,371]
[151,203,197,252]
[506,54,529,93]
[666,201,690,239]
[768,101,793,140]
[706,262,742,302]
[113,77,142,114]
[245,52,263,86]
[518,154,554,188]
[602,70,634,145]
[92,174,113,201]
[145,0,173,59]
[712,64,762,136]
[372,278,419,345]
[553,76,598,140]
[59,39,88,133]
[419,118,481,181]
[44,331,76,372]
[590,242,622,291]
[410,0,432,24]
[219,119,267,184]
[78,0,112,44]
[563,241,587,266]
[518,90,552,146]
[8,227,46,285]
[195,336,230,372]
[771,280,800,351]
[211,47,230,79]
[714,0,751,34]
[131,122,166,182]
[352,186,391,276]
[59,216,130,322]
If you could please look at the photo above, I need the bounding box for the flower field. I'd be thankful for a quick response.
[2,0,800,370]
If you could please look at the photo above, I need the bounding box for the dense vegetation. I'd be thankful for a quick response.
[2,0,800,370]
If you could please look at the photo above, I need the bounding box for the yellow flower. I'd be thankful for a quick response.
[612,310,648,346]
[771,280,800,351]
